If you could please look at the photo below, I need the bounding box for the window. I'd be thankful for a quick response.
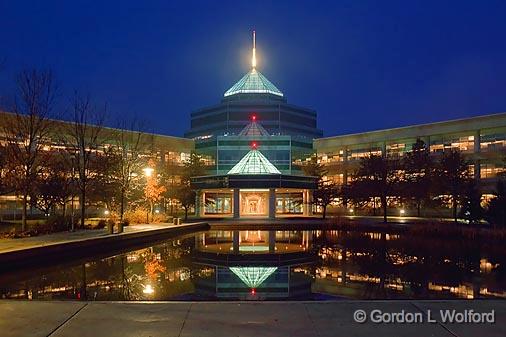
[204,193,232,214]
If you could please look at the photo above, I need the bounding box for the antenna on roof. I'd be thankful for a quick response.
[252,30,257,69]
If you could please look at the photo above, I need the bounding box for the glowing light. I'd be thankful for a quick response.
[229,266,277,288]
[251,114,256,121]
[155,209,160,214]
[142,284,154,294]
[348,208,354,213]
[251,30,256,68]
[104,210,110,216]
[252,142,257,149]
[251,288,256,295]
[143,167,154,177]
[400,209,405,216]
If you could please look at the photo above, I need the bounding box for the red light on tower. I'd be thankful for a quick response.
[251,142,257,149]
[251,288,256,295]
[251,114,257,121]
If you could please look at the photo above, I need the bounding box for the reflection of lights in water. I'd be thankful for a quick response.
[229,267,277,288]
[143,284,154,294]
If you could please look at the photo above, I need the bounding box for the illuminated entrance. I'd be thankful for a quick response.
[240,191,268,216]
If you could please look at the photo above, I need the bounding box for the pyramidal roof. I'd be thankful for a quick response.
[224,69,283,97]
[228,149,281,175]
[238,121,270,136]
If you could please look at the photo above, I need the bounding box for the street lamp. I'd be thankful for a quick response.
[143,166,154,224]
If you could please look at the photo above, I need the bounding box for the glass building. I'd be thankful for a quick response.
[191,119,317,218]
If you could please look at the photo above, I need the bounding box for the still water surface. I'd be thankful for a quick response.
[1,229,506,300]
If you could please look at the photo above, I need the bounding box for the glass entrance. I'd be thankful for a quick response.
[240,191,268,216]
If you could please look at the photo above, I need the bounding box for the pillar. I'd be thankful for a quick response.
[195,191,203,218]
[307,190,313,216]
[302,190,308,216]
[233,230,239,254]
[268,230,276,253]
[233,188,240,219]
[474,130,481,181]
[268,188,276,219]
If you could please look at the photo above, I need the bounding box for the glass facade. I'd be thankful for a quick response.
[481,127,506,152]
[276,192,303,214]
[429,134,474,153]
[204,193,232,214]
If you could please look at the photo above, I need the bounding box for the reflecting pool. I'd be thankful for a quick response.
[1,229,506,300]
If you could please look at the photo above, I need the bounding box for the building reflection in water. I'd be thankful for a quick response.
[192,230,315,300]
[1,229,505,301]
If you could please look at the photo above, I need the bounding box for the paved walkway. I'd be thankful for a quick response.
[0,300,504,337]
[0,224,179,254]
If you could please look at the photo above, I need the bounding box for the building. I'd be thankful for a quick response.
[191,119,317,219]
[314,112,506,196]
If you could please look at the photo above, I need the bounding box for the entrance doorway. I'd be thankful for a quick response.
[240,191,268,216]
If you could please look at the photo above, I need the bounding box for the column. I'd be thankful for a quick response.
[233,230,239,254]
[302,190,308,216]
[233,188,240,219]
[307,190,313,216]
[474,130,481,180]
[268,230,276,253]
[268,188,276,219]
[195,191,202,218]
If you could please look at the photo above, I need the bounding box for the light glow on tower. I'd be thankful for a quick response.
[251,30,257,69]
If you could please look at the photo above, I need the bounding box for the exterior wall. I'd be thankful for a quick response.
[195,134,312,175]
[185,94,322,141]
[0,111,195,217]
[313,112,506,193]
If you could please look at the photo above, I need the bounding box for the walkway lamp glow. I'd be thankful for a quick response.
[142,284,154,295]
[400,209,405,216]
[143,167,154,177]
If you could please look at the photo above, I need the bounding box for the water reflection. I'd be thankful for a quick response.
[1,229,506,300]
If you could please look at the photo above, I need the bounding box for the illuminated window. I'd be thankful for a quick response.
[480,163,506,178]
[481,129,506,151]
[430,134,474,153]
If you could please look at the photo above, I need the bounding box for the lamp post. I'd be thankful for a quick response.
[143,166,154,224]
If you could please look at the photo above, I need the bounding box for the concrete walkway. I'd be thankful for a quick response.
[0,300,504,337]
[0,224,189,254]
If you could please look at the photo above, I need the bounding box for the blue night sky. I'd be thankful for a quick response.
[1,0,506,137]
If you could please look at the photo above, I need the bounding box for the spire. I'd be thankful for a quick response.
[252,30,257,69]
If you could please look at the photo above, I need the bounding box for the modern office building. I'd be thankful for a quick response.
[191,119,317,219]
[314,112,506,196]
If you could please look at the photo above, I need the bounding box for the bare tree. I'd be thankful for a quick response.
[2,70,57,231]
[64,93,106,230]
[111,119,146,222]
